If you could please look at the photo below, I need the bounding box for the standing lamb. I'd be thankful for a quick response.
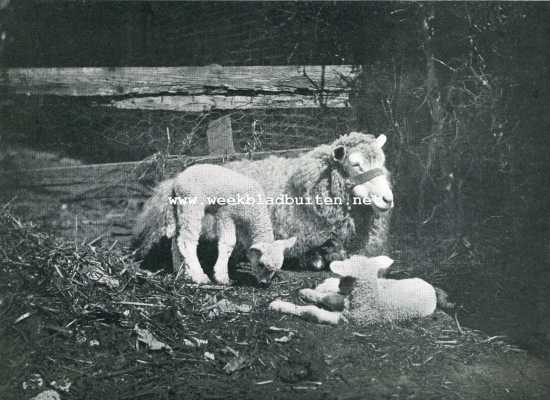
[224,132,394,269]
[132,164,296,285]
[269,255,437,325]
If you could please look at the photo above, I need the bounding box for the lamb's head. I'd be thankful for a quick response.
[332,133,394,213]
[330,255,394,279]
[328,255,392,305]
[247,237,297,287]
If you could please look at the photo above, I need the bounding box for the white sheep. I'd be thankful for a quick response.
[270,255,437,325]
[133,164,296,285]
[224,132,394,268]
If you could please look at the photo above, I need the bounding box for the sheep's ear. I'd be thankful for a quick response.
[332,145,346,162]
[246,248,262,267]
[375,134,387,148]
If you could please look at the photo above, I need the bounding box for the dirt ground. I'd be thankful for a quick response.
[1,191,550,400]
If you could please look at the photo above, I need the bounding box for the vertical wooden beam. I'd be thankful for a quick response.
[206,115,235,156]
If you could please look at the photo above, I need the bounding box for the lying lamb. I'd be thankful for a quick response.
[133,164,296,285]
[270,255,437,325]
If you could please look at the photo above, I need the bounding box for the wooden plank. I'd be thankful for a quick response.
[107,93,349,111]
[0,148,311,198]
[206,116,235,156]
[2,65,355,97]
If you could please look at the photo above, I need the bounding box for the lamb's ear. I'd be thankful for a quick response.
[249,242,266,254]
[374,256,394,277]
[281,236,297,251]
[375,134,387,148]
[330,260,354,277]
[368,255,394,270]
[332,145,346,163]
[247,246,263,266]
[351,255,393,279]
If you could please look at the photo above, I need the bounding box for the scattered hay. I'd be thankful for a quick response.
[0,207,323,399]
[0,206,546,400]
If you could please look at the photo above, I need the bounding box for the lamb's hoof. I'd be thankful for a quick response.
[214,274,232,285]
[190,272,211,285]
[269,299,290,313]
[298,288,317,302]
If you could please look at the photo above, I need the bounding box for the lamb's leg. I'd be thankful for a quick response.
[314,277,341,293]
[175,206,210,284]
[299,288,348,312]
[269,299,342,325]
[296,278,348,311]
[213,210,236,285]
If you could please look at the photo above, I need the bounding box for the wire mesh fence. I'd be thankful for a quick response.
[0,95,357,164]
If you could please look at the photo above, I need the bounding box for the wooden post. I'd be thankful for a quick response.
[206,115,235,156]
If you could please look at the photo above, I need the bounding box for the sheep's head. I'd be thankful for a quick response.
[332,134,393,213]
[247,237,297,287]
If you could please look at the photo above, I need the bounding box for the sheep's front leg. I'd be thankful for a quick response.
[175,206,210,284]
[269,299,342,325]
[213,211,236,285]
[362,212,390,256]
